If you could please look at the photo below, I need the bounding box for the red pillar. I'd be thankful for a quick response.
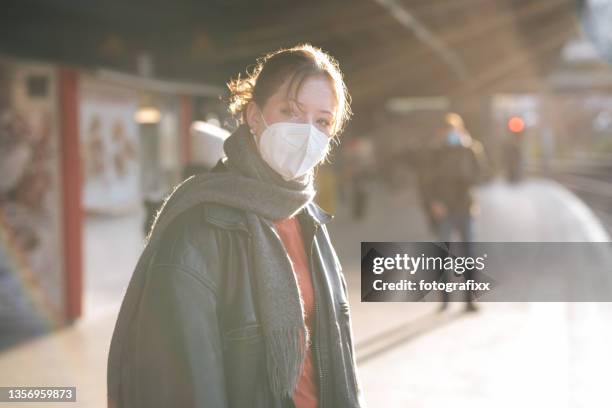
[179,95,193,164]
[58,68,82,322]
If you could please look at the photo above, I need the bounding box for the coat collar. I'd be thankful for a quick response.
[303,201,334,225]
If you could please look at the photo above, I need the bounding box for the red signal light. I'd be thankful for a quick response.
[508,116,525,133]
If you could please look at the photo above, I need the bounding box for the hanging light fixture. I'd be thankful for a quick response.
[135,93,161,124]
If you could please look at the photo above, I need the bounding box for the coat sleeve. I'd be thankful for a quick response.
[122,208,228,407]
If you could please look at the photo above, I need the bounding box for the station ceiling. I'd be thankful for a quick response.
[1,0,580,128]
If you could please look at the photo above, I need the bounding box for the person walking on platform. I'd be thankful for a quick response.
[417,112,485,312]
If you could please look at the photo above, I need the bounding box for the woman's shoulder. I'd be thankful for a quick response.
[180,159,250,233]
[154,201,249,255]
[140,201,248,299]
[148,202,249,284]
[201,202,249,234]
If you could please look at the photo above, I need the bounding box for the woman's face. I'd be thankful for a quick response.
[246,74,338,141]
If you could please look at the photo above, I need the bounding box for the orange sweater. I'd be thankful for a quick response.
[273,216,318,408]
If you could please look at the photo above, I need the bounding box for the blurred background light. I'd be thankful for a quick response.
[134,107,161,124]
[507,116,526,133]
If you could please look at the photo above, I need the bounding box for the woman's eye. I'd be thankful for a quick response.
[318,119,331,128]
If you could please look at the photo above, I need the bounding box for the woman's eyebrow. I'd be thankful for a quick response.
[289,98,333,116]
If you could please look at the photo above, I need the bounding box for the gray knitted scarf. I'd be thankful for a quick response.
[144,124,314,397]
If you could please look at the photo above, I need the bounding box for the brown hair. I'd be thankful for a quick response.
[227,44,352,136]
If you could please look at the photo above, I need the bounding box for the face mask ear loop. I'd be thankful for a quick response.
[259,109,269,129]
[252,108,268,150]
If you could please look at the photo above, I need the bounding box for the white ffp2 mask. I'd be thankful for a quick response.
[256,120,330,181]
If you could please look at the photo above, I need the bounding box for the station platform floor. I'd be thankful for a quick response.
[0,178,610,407]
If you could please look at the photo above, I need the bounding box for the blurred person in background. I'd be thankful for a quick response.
[143,123,229,236]
[142,164,208,236]
[142,163,214,236]
[108,44,365,408]
[342,137,375,220]
[417,112,485,312]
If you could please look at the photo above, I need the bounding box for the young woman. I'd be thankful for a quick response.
[107,44,365,408]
